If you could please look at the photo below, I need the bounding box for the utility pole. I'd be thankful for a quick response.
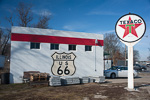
[0,28,2,55]
[125,45,127,66]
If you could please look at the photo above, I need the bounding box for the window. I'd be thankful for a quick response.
[85,46,92,51]
[118,67,127,70]
[30,42,40,49]
[124,67,128,70]
[68,45,76,51]
[51,44,59,50]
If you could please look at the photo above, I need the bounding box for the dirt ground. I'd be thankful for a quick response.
[0,69,150,100]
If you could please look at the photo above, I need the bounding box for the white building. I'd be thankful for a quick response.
[10,26,104,83]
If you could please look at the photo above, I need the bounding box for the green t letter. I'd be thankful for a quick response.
[126,24,135,33]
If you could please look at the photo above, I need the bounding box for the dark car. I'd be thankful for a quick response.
[134,64,147,71]
[146,64,150,67]
[134,64,141,71]
[141,65,147,71]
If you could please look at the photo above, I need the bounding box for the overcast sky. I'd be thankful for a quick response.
[0,0,150,61]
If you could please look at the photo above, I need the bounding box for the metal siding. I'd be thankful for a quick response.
[10,27,104,83]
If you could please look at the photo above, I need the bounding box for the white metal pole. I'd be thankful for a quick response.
[128,45,134,89]
[125,45,127,66]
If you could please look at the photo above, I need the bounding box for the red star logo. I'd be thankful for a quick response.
[119,16,142,38]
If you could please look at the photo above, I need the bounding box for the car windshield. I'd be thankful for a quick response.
[108,66,119,70]
[141,66,146,67]
[117,67,128,70]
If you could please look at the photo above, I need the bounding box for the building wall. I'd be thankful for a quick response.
[104,60,112,70]
[10,26,104,83]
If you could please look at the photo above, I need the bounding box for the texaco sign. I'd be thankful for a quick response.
[51,52,76,76]
[115,13,146,43]
[115,13,146,89]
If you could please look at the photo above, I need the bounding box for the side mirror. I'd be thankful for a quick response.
[117,69,121,71]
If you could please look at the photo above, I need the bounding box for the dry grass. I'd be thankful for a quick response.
[0,82,150,100]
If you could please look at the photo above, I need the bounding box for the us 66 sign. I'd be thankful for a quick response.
[51,52,76,76]
[115,13,146,43]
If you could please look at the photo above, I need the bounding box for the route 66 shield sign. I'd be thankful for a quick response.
[51,52,76,76]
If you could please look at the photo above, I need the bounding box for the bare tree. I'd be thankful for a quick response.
[2,2,51,57]
[34,15,50,29]
[2,2,33,57]
[5,14,14,26]
[104,33,123,65]
[0,27,3,55]
[1,29,10,55]
[3,13,14,57]
[16,2,33,27]
[0,27,10,56]
[147,56,150,61]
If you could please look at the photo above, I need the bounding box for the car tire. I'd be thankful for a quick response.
[142,69,145,71]
[111,73,116,79]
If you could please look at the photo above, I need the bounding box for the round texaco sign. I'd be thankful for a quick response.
[115,13,146,43]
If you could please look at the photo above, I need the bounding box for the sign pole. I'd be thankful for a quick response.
[128,45,134,89]
[115,13,146,90]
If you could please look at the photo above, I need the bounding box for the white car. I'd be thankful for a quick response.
[104,66,138,79]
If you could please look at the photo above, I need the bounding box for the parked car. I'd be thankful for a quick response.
[104,66,138,79]
[133,64,141,71]
[140,65,147,71]
[134,64,147,71]
[146,64,150,67]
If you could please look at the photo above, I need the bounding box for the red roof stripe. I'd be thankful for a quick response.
[11,33,103,46]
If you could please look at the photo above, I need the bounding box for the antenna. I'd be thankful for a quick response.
[95,39,98,44]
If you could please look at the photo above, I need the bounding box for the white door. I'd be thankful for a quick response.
[118,67,128,77]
